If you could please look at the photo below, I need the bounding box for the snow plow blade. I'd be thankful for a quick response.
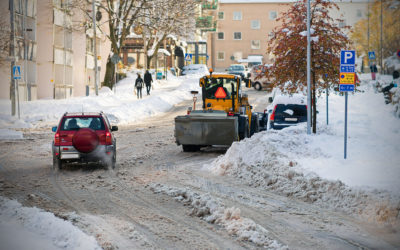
[175,113,238,146]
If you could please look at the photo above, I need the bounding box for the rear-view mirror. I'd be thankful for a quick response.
[51,126,57,132]
[268,97,273,103]
[111,126,118,132]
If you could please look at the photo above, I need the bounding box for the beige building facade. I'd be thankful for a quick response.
[0,0,111,101]
[213,0,368,71]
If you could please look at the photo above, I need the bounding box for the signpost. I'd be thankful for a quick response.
[340,50,355,159]
[12,66,21,119]
[184,53,193,62]
[368,51,376,60]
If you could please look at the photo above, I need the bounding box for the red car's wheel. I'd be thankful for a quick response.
[72,128,99,153]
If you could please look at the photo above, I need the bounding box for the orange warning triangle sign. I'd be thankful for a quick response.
[215,87,227,99]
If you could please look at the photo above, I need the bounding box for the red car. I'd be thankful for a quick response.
[52,112,118,170]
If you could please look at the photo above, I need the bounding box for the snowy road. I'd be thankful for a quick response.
[0,89,399,249]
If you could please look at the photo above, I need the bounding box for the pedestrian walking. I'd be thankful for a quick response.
[144,70,153,95]
[135,73,143,99]
[370,63,378,80]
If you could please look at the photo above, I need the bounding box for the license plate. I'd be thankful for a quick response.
[285,118,298,122]
[61,153,79,159]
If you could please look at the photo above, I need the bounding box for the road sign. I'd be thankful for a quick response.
[340,72,355,84]
[368,51,376,60]
[184,53,192,61]
[340,50,356,66]
[340,65,355,73]
[13,66,21,80]
[339,84,355,92]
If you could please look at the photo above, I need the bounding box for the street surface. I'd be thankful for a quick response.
[0,89,398,249]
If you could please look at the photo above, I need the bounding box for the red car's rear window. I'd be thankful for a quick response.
[60,117,105,131]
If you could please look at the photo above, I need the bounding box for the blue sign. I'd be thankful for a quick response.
[340,65,355,73]
[184,53,192,61]
[13,66,21,80]
[368,51,376,60]
[340,50,356,66]
[339,84,355,92]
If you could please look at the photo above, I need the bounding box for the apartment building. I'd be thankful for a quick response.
[0,0,110,101]
[213,0,368,71]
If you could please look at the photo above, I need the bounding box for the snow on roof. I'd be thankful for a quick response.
[272,94,307,106]
[158,49,171,56]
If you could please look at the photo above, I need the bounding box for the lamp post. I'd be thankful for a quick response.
[92,0,98,95]
[306,0,311,134]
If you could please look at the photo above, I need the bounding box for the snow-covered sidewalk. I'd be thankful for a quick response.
[206,79,400,225]
[0,72,201,129]
[0,196,101,250]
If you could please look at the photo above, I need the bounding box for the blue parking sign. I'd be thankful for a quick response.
[340,50,355,65]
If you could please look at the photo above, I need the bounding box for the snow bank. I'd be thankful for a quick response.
[150,184,287,249]
[0,128,23,140]
[206,81,400,226]
[0,196,100,250]
[0,72,201,128]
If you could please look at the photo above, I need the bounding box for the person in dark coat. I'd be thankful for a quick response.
[144,70,153,95]
[370,63,378,80]
[135,73,143,99]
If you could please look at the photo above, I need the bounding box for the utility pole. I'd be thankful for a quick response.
[367,0,370,51]
[92,0,98,95]
[9,0,16,116]
[306,0,311,135]
[380,0,383,73]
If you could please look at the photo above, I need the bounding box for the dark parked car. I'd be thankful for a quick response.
[226,64,247,79]
[52,112,118,170]
[267,95,307,130]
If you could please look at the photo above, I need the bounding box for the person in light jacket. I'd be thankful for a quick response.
[144,70,153,95]
[135,73,143,99]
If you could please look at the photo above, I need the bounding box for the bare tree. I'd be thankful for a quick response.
[140,0,196,69]
[73,0,149,88]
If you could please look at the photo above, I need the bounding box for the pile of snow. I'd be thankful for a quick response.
[205,80,400,226]
[150,183,287,249]
[182,64,209,76]
[0,72,201,128]
[0,128,23,140]
[0,196,100,250]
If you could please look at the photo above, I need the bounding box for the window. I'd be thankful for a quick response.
[233,11,242,20]
[234,32,242,40]
[251,20,260,29]
[217,52,225,60]
[217,32,224,40]
[251,40,260,50]
[204,78,237,100]
[218,11,224,20]
[356,9,362,17]
[269,11,277,20]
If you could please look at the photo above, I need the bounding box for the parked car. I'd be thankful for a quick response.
[249,64,274,91]
[226,64,247,79]
[267,94,307,130]
[52,112,118,170]
[181,64,209,76]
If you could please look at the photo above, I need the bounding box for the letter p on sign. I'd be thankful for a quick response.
[340,50,356,65]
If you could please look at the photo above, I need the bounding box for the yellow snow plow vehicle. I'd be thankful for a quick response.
[174,72,267,152]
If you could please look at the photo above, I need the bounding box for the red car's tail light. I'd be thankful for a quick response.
[227,112,234,116]
[105,132,112,145]
[54,133,60,145]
